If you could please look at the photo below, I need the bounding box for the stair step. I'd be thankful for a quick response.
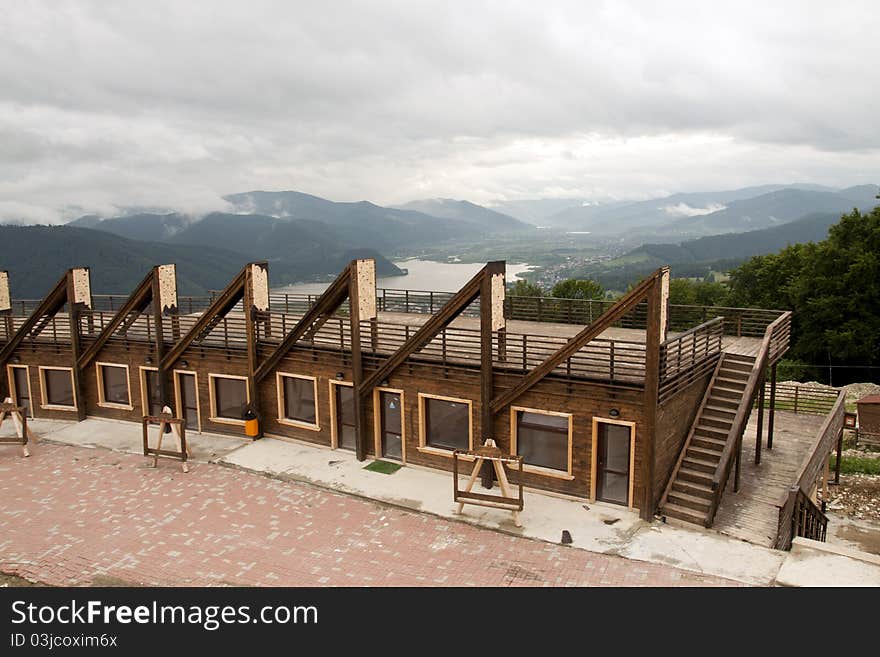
[703,405,737,417]
[700,416,734,429]
[707,396,739,409]
[716,376,748,386]
[662,502,708,526]
[694,424,729,437]
[687,445,723,461]
[683,456,717,474]
[678,467,714,486]
[723,353,757,363]
[718,370,750,381]
[711,385,745,398]
[667,490,712,512]
[721,359,754,372]
[691,438,727,454]
[672,479,713,497]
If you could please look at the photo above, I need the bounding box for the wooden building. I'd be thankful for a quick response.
[0,260,800,527]
[856,394,880,445]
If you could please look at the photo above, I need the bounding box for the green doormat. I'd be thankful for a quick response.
[363,460,403,474]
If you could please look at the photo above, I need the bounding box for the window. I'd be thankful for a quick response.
[96,363,131,408]
[419,394,472,453]
[209,374,248,423]
[512,408,572,476]
[39,367,76,409]
[277,373,319,429]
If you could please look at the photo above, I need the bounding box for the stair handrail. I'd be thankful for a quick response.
[706,311,791,525]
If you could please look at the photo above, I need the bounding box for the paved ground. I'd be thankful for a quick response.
[0,442,740,587]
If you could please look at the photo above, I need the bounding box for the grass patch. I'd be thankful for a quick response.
[363,460,403,475]
[829,455,880,475]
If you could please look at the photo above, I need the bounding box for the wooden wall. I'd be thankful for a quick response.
[652,371,712,507]
[8,339,655,508]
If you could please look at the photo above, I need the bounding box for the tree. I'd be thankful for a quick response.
[726,205,880,384]
[508,279,544,297]
[551,278,605,300]
[667,278,729,306]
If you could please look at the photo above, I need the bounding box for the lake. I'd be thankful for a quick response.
[273,258,535,294]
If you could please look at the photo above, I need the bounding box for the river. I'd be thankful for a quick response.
[273,259,535,294]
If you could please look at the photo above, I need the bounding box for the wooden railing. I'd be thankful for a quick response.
[254,312,647,385]
[775,389,845,549]
[758,381,840,415]
[17,288,789,340]
[658,317,723,402]
[209,288,788,337]
[778,489,828,548]
[706,311,792,526]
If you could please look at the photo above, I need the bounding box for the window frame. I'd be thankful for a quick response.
[276,372,320,431]
[417,392,473,457]
[95,362,134,410]
[7,364,34,418]
[207,373,250,425]
[38,366,77,411]
[509,406,575,480]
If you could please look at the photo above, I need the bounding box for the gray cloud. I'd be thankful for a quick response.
[1,0,878,223]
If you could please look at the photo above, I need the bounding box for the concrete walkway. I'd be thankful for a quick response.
[3,417,879,586]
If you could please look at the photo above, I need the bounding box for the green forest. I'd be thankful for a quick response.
[528,204,880,386]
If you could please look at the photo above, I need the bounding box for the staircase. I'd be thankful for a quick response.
[660,352,757,526]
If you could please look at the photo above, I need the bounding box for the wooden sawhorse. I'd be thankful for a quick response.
[0,397,37,457]
[142,405,190,473]
[453,439,524,527]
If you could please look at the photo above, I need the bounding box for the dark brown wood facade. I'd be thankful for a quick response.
[1,260,794,521]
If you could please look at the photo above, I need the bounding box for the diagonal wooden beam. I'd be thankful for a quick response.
[358,264,492,395]
[0,272,69,368]
[78,268,155,368]
[253,264,352,382]
[159,264,253,370]
[489,269,664,414]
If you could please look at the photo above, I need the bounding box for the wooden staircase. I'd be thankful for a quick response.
[660,352,757,526]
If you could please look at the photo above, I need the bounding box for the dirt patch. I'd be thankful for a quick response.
[0,572,42,587]
[824,474,880,522]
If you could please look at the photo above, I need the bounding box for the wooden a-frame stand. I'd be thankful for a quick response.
[142,405,190,473]
[453,439,524,527]
[0,397,37,457]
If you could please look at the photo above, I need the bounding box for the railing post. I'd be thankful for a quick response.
[609,341,615,383]
[734,435,741,492]
[405,290,409,313]
[768,363,777,450]
[522,334,528,372]
[430,291,434,314]
[794,386,799,414]
[755,375,765,464]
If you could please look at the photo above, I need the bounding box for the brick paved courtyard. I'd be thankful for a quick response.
[0,443,740,587]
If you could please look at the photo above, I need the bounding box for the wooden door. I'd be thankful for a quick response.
[378,391,402,460]
[177,372,199,431]
[334,384,356,451]
[596,421,632,506]
[11,367,31,417]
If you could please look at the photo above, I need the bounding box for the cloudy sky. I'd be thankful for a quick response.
[1,0,878,223]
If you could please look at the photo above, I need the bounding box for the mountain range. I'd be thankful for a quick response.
[492,183,878,238]
[3,183,877,296]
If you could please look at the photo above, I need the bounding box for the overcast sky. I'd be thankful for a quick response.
[1,0,878,223]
